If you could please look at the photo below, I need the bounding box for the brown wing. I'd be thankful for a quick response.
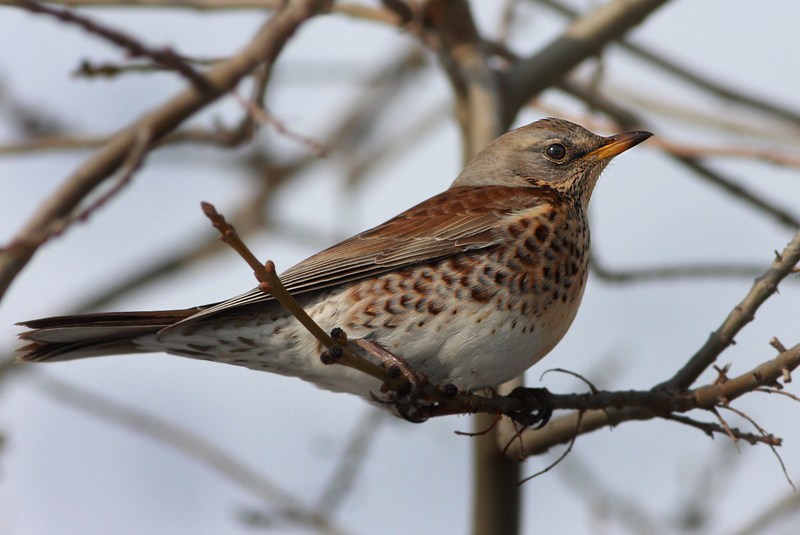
[177,186,547,323]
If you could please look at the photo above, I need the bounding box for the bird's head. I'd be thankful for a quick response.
[451,117,652,207]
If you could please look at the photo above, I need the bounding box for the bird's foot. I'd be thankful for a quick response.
[354,338,432,421]
[506,387,553,429]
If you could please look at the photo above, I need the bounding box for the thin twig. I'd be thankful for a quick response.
[662,414,780,446]
[708,406,740,452]
[755,387,800,404]
[0,0,403,25]
[719,404,795,491]
[558,78,800,231]
[1,127,151,253]
[504,0,669,126]
[10,0,212,91]
[517,410,584,484]
[232,92,327,156]
[591,257,774,284]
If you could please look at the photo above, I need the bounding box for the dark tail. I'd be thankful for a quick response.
[16,309,200,362]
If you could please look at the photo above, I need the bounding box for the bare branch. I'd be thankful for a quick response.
[517,410,583,484]
[424,0,504,159]
[559,78,800,230]
[590,256,773,284]
[664,230,800,390]
[200,202,401,388]
[650,138,800,168]
[504,0,670,126]
[720,404,795,491]
[0,0,403,25]
[1,127,151,254]
[0,0,329,304]
[534,0,800,127]
[504,342,800,459]
[662,414,779,446]
[9,0,212,90]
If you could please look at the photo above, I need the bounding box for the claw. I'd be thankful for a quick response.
[508,387,553,429]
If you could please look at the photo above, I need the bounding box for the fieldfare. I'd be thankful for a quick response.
[17,118,651,399]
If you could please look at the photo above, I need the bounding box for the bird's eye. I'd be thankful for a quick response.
[545,143,567,161]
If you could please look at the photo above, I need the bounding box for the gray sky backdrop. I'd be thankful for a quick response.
[1,1,799,534]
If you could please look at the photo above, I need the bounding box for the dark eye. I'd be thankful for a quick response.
[545,143,567,161]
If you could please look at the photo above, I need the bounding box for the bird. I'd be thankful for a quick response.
[17,118,651,400]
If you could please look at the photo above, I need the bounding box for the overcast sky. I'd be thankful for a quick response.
[1,1,800,534]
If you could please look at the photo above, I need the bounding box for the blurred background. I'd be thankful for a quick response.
[1,1,799,534]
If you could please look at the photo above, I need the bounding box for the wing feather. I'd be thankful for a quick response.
[172,186,548,327]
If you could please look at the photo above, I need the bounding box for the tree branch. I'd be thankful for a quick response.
[664,230,800,390]
[534,0,800,127]
[504,0,670,126]
[0,0,329,304]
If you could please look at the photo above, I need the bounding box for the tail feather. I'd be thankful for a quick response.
[16,309,201,363]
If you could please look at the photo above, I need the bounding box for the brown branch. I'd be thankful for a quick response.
[649,138,800,168]
[44,50,430,315]
[719,404,795,491]
[233,91,326,156]
[534,0,800,127]
[662,414,779,446]
[200,202,404,389]
[517,410,583,484]
[0,0,329,305]
[709,406,740,451]
[9,0,212,91]
[203,201,800,441]
[504,0,670,126]
[1,127,151,254]
[74,54,222,79]
[424,0,504,160]
[590,256,774,284]
[201,200,800,466]
[675,157,800,230]
[0,0,402,25]
[503,342,800,459]
[558,78,800,231]
[663,230,800,390]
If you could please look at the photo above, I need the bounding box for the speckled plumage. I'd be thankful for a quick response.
[17,119,651,399]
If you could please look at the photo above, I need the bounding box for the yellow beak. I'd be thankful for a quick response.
[590,130,652,161]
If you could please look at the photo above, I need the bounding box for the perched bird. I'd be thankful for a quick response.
[17,118,651,399]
